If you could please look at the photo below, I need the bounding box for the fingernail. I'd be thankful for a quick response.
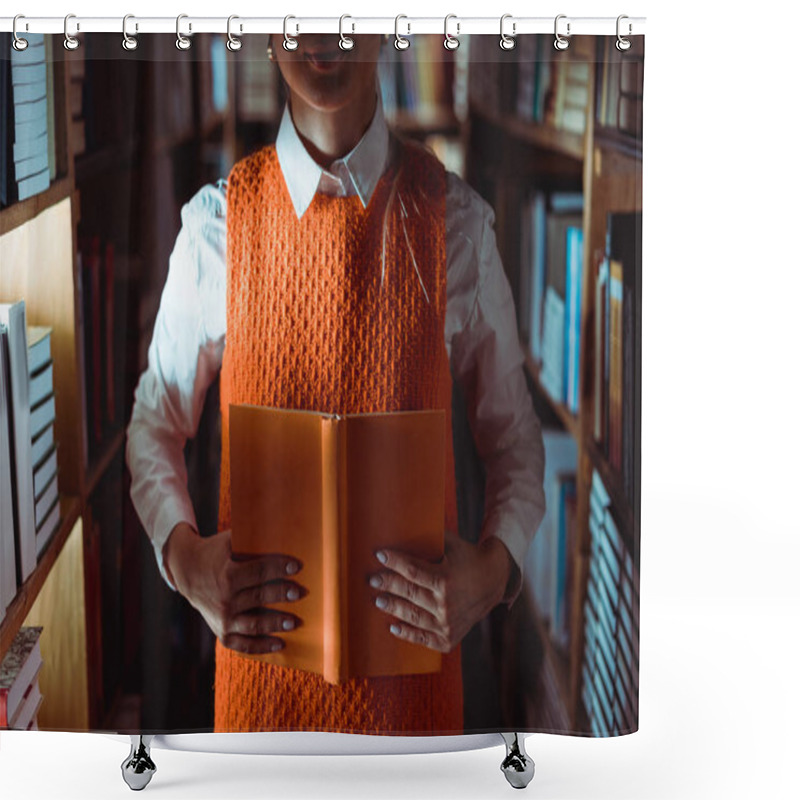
[285,561,299,575]
[390,624,401,635]
[375,550,387,564]
[282,618,295,631]
[369,575,382,589]
[286,587,300,601]
[375,596,388,609]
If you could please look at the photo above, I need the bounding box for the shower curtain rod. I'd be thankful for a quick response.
[0,15,646,37]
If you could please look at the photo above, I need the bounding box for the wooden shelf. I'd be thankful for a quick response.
[0,177,74,237]
[75,138,140,184]
[528,592,571,713]
[523,346,581,443]
[470,102,586,162]
[0,493,81,658]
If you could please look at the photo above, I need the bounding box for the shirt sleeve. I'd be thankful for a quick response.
[446,172,547,609]
[125,181,227,591]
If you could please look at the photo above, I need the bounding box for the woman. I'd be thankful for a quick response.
[126,34,545,735]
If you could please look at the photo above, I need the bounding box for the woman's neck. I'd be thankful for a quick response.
[289,90,378,170]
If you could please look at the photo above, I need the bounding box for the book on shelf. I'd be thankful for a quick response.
[524,429,577,636]
[595,37,644,151]
[0,301,36,584]
[0,324,17,621]
[0,626,43,729]
[229,404,448,685]
[2,33,54,204]
[591,212,642,504]
[581,470,640,734]
[379,37,455,127]
[529,193,584,410]
[550,471,577,651]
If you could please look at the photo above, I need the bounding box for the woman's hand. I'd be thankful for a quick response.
[163,522,305,655]
[369,530,513,653]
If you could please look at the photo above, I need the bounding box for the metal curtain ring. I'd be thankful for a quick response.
[339,15,355,51]
[176,13,192,50]
[554,14,570,50]
[283,15,298,51]
[227,15,242,51]
[64,13,80,50]
[122,14,138,51]
[444,14,460,51]
[616,14,632,51]
[499,14,516,50]
[394,15,410,50]
[12,14,28,51]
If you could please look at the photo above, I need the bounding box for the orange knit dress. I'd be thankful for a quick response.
[213,139,464,735]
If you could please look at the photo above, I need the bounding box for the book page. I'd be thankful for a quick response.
[344,410,445,679]
[229,405,325,676]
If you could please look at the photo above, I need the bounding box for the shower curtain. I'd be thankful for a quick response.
[0,26,643,740]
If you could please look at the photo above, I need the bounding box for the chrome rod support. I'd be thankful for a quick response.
[121,735,157,791]
[500,732,535,789]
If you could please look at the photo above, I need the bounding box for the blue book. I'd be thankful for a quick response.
[564,226,583,413]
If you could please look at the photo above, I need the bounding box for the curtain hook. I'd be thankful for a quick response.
[554,14,570,50]
[63,13,80,50]
[283,15,298,51]
[12,14,28,51]
[394,15,410,50]
[227,15,242,51]
[176,13,192,51]
[616,15,632,51]
[499,14,516,50]
[339,14,355,51]
[444,14,460,51]
[122,14,138,51]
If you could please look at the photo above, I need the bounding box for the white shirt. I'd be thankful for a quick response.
[125,98,546,609]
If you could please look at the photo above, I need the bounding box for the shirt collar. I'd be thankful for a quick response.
[275,93,390,219]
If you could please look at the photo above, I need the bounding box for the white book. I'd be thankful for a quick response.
[9,62,47,87]
[33,445,57,500]
[35,473,58,530]
[13,132,48,164]
[0,302,36,582]
[9,79,46,105]
[14,151,49,182]
[540,287,565,404]
[17,169,51,202]
[29,361,53,408]
[31,423,54,470]
[9,679,43,731]
[35,495,60,558]
[13,116,48,146]
[13,96,48,126]
[29,393,55,440]
[0,325,18,619]
[27,327,51,375]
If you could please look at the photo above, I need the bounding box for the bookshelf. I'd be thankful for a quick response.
[0,33,239,730]
[463,34,643,732]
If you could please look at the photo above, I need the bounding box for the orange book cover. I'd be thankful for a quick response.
[229,404,446,685]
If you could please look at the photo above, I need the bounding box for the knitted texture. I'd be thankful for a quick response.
[214,140,464,735]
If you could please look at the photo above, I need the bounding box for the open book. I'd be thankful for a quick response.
[229,404,446,685]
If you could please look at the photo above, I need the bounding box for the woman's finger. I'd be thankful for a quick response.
[374,548,445,595]
[227,553,303,594]
[226,608,300,639]
[228,580,306,616]
[221,633,286,655]
[373,592,440,635]
[370,570,438,617]
[387,621,450,653]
